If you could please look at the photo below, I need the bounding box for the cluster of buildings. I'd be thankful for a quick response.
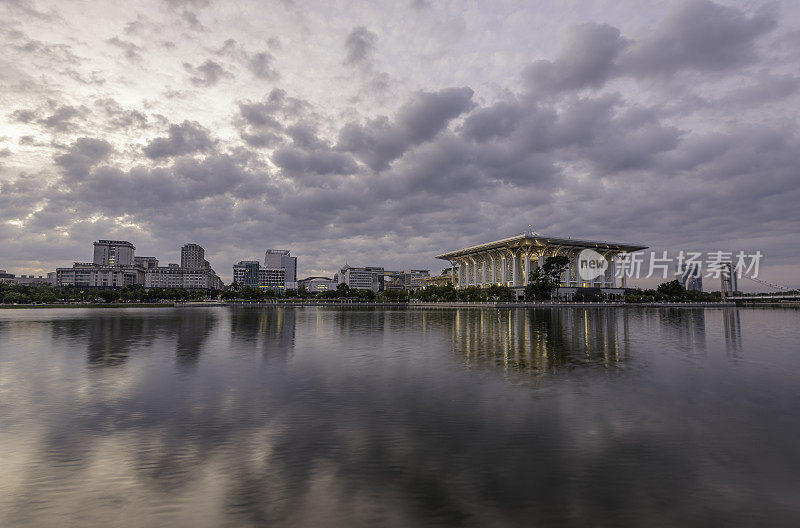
[5,229,669,299]
[0,270,56,286]
[296,266,431,293]
[54,240,223,290]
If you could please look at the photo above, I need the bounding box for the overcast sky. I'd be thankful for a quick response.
[1,0,799,289]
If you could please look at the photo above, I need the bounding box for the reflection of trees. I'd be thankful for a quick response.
[50,314,154,367]
[49,309,219,367]
[230,307,296,359]
[451,308,631,375]
[173,309,217,366]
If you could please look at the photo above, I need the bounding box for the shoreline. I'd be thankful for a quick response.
[0,301,777,310]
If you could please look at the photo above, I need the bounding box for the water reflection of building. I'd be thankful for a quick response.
[173,309,218,366]
[450,308,631,376]
[230,307,296,358]
[660,308,707,354]
[722,307,742,358]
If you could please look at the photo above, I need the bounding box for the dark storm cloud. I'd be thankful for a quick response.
[183,59,232,86]
[143,120,216,159]
[344,26,378,66]
[54,137,114,177]
[337,87,474,170]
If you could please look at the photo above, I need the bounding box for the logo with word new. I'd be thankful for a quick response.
[578,249,608,281]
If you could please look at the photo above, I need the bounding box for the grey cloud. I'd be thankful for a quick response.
[235,89,312,148]
[522,1,778,96]
[0,148,11,157]
[620,0,778,77]
[183,60,232,87]
[123,20,145,35]
[37,104,90,133]
[181,9,206,31]
[248,52,280,81]
[143,121,216,159]
[460,101,524,142]
[523,23,627,95]
[344,26,378,66]
[272,146,358,177]
[107,36,143,62]
[93,98,148,130]
[10,109,38,123]
[54,137,114,178]
[337,87,475,170]
[216,39,280,81]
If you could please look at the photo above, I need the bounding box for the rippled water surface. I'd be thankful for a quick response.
[1,306,799,527]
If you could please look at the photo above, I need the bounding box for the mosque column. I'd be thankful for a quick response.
[501,254,507,286]
[511,251,519,287]
[449,261,456,288]
[524,251,531,286]
[482,257,488,288]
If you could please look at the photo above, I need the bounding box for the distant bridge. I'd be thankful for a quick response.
[727,292,800,301]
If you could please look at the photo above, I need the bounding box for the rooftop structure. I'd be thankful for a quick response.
[93,240,135,267]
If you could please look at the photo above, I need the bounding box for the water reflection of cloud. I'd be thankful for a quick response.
[1,307,799,527]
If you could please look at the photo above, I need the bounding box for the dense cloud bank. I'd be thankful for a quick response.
[1,0,799,287]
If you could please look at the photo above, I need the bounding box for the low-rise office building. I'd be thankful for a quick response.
[144,265,223,290]
[337,265,384,291]
[57,263,145,288]
[299,276,338,292]
[0,270,15,284]
[14,274,56,286]
[233,261,286,293]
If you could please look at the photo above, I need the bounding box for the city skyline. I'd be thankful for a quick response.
[2,1,800,290]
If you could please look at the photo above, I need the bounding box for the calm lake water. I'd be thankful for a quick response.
[0,306,799,527]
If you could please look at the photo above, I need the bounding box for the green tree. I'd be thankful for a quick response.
[525,256,570,301]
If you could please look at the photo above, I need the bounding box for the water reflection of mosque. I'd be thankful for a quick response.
[449,308,631,376]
